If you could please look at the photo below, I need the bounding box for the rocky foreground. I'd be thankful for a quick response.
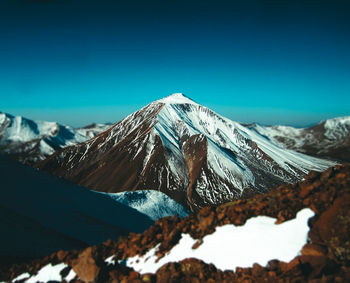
[2,164,350,282]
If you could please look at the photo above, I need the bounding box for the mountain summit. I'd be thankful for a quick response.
[37,94,335,210]
[156,93,198,105]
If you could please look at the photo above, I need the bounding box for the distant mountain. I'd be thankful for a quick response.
[0,157,187,267]
[250,116,350,162]
[37,93,335,211]
[75,123,113,139]
[0,112,111,165]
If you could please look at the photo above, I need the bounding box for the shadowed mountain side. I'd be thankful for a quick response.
[0,156,153,267]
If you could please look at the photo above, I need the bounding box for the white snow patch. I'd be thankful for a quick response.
[39,140,55,156]
[12,272,30,282]
[103,190,189,221]
[105,255,115,265]
[65,268,77,282]
[25,263,67,283]
[123,208,314,274]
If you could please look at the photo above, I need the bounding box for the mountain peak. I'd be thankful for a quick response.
[155,93,198,105]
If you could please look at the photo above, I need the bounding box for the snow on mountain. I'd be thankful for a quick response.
[75,123,112,139]
[0,112,111,165]
[104,190,189,221]
[123,208,314,274]
[0,156,154,264]
[251,116,350,162]
[37,93,336,210]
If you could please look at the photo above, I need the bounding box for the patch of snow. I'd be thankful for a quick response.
[104,190,189,221]
[39,140,55,156]
[123,208,314,274]
[12,272,30,282]
[65,268,77,281]
[25,263,67,283]
[105,255,115,265]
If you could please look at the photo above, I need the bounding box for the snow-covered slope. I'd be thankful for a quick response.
[105,190,189,221]
[38,93,335,210]
[123,208,314,274]
[251,116,350,162]
[0,156,154,264]
[0,112,111,165]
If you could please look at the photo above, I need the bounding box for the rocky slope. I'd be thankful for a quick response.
[0,112,110,165]
[37,93,335,210]
[3,163,349,282]
[0,157,187,269]
[251,116,350,162]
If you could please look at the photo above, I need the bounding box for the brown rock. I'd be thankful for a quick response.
[302,244,327,257]
[198,212,215,232]
[299,184,315,198]
[72,247,100,283]
[57,250,69,262]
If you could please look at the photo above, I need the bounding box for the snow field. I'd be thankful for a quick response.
[123,208,315,274]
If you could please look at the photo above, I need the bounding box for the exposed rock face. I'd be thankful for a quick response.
[72,247,100,283]
[252,116,350,162]
[3,164,350,282]
[36,94,334,210]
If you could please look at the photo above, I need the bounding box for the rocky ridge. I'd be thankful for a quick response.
[252,116,350,162]
[3,163,350,282]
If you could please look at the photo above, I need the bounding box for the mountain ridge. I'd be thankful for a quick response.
[0,112,111,165]
[36,94,335,210]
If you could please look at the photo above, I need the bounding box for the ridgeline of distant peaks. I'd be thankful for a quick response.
[1,94,349,210]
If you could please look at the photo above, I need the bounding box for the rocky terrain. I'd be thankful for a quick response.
[252,116,350,163]
[36,94,334,211]
[0,112,110,165]
[3,163,349,282]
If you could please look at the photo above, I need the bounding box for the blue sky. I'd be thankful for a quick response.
[1,0,349,127]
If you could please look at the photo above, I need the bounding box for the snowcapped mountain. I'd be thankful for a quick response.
[251,116,350,162]
[37,93,335,210]
[0,112,111,165]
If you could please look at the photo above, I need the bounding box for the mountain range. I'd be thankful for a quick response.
[1,93,349,282]
[35,93,337,210]
[0,112,110,165]
[251,116,350,162]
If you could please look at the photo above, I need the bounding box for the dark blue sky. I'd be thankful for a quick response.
[1,0,349,127]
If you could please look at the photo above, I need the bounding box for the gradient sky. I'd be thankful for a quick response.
[1,0,349,127]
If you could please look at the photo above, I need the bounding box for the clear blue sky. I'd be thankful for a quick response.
[1,0,349,127]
